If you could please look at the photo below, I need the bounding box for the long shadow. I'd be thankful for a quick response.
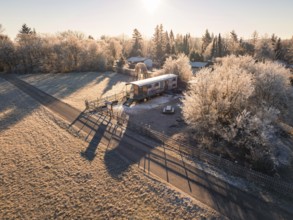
[67,110,111,161]
[80,123,107,161]
[0,72,131,133]
[99,72,133,97]
[102,112,292,220]
[20,72,111,100]
[0,77,39,132]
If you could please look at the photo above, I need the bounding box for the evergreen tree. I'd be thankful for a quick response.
[182,34,190,55]
[175,34,183,54]
[229,30,242,55]
[159,24,166,53]
[271,34,277,47]
[274,38,283,60]
[189,50,203,61]
[217,33,222,57]
[19,24,34,35]
[169,30,176,54]
[130,28,143,57]
[152,24,165,65]
[165,31,171,55]
[202,29,212,53]
[211,37,217,58]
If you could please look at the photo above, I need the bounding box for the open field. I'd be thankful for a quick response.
[0,77,223,219]
[19,72,132,111]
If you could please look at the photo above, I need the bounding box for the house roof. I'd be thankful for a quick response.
[128,74,177,87]
[127,57,151,63]
[190,62,209,68]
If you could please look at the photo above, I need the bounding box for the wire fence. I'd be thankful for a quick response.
[107,112,293,198]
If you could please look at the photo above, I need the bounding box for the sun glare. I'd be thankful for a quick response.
[142,0,161,14]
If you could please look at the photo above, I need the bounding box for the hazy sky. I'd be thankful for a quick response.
[1,0,292,39]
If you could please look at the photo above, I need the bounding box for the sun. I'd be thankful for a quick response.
[142,0,161,14]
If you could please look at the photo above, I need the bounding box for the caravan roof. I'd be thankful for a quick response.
[128,74,177,87]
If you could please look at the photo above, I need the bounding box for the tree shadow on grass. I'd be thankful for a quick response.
[103,147,131,180]
[0,72,131,133]
[80,123,107,161]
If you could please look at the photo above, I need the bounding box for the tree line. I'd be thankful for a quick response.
[0,23,293,73]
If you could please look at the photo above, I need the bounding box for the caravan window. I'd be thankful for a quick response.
[147,85,152,89]
[154,83,159,87]
[172,78,176,81]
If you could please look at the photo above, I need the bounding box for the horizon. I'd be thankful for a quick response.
[1,0,293,40]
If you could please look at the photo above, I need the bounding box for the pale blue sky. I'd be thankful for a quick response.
[1,0,292,39]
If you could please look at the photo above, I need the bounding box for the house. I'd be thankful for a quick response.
[125,74,177,101]
[127,57,153,69]
[190,61,211,73]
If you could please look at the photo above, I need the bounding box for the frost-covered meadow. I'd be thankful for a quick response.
[19,72,131,111]
[0,77,224,219]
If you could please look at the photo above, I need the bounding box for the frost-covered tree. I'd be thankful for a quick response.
[254,38,275,61]
[163,53,192,82]
[201,29,212,53]
[182,55,292,174]
[0,27,111,73]
[284,36,293,63]
[202,41,214,61]
[0,36,16,72]
[107,38,122,65]
[228,30,243,55]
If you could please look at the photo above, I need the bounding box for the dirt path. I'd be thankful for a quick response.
[2,74,292,220]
